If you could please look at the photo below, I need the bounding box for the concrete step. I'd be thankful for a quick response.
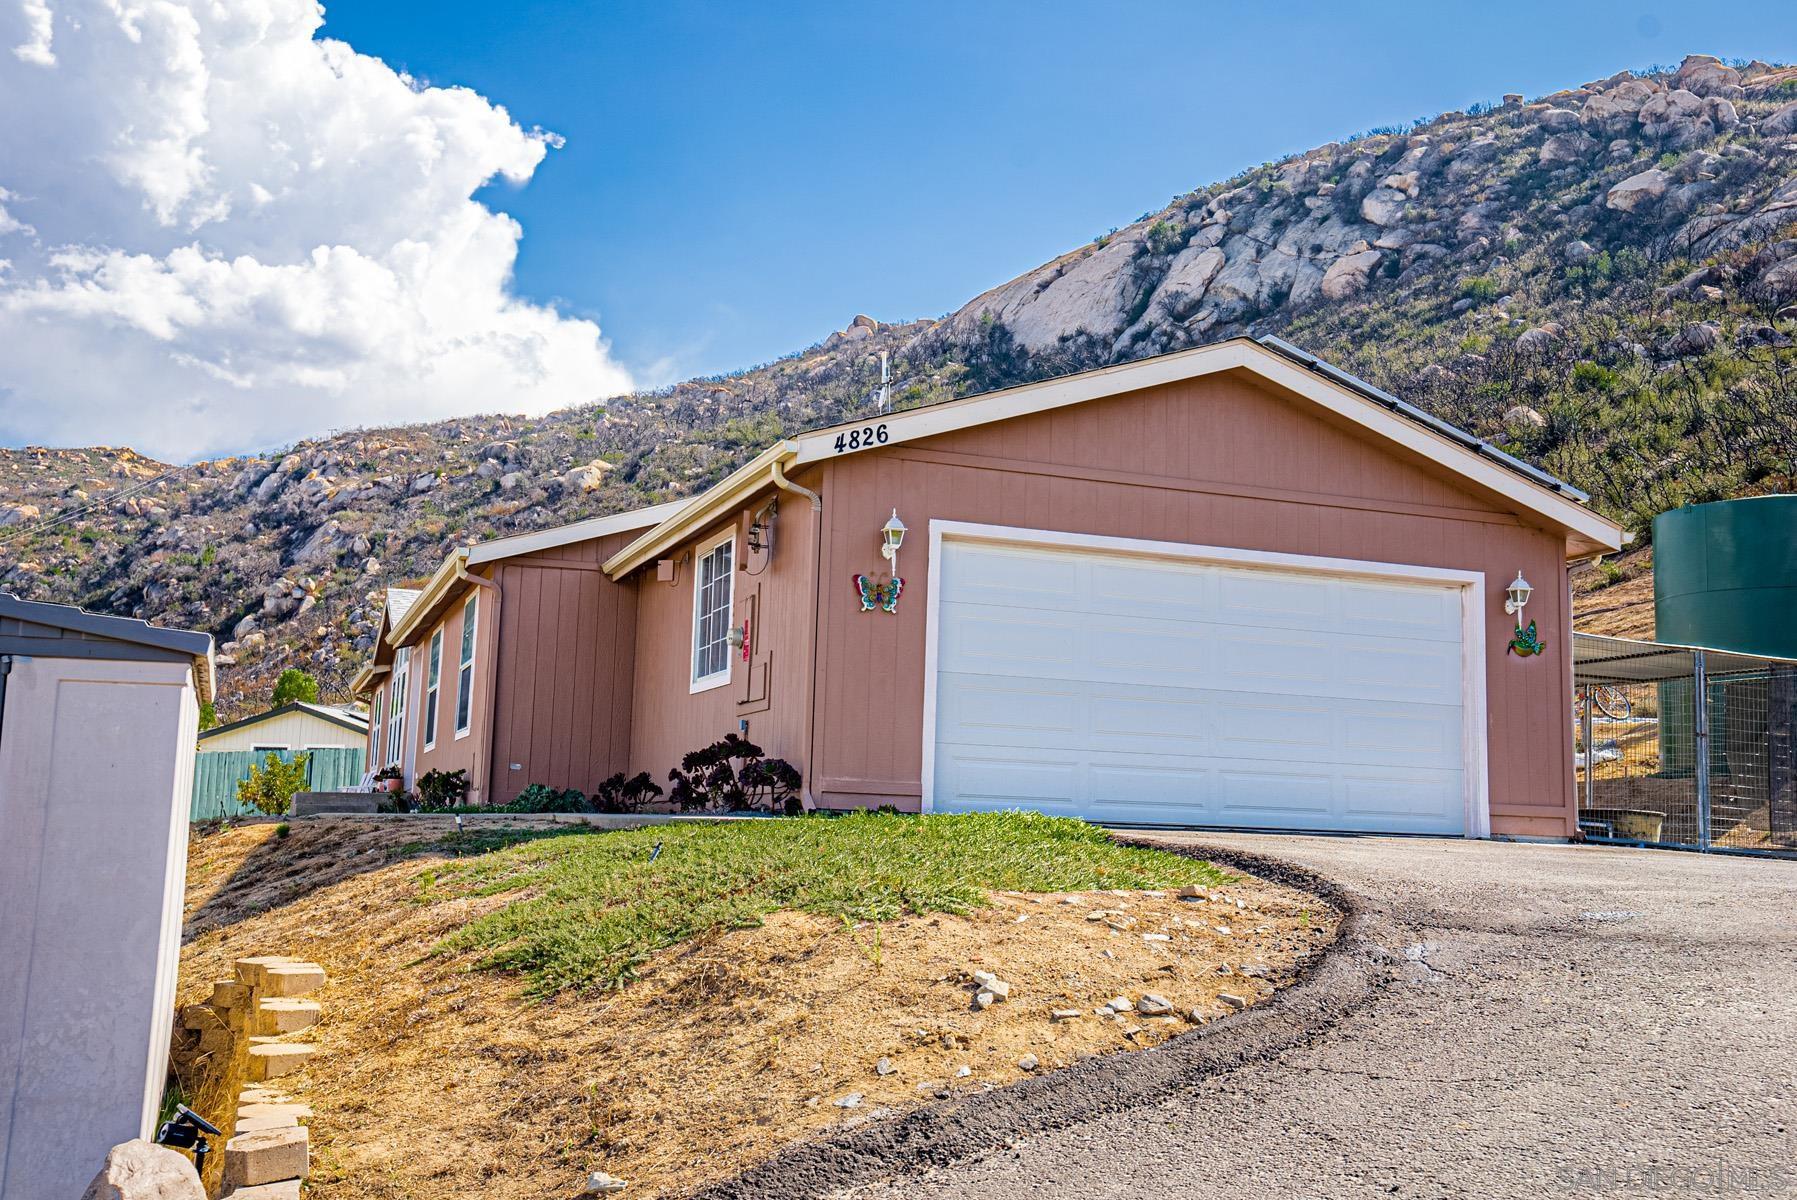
[259,964,327,998]
[222,1126,308,1190]
[251,997,321,1036]
[246,1041,315,1081]
[220,1179,301,1199]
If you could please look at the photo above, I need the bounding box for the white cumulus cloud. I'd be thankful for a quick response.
[0,0,631,461]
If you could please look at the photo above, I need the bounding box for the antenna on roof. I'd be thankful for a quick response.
[876,351,891,412]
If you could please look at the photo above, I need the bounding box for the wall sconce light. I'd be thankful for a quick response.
[1504,572,1533,616]
[880,509,908,575]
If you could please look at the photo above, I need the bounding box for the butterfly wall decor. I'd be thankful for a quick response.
[854,574,903,613]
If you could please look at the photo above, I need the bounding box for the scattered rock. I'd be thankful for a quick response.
[1664,321,1721,358]
[562,459,613,493]
[1320,249,1383,301]
[833,1093,863,1109]
[1503,405,1547,430]
[954,1065,972,1078]
[0,503,41,528]
[1136,993,1174,1016]
[584,1170,628,1195]
[1218,993,1248,1011]
[1017,1054,1039,1072]
[1050,1009,1081,1021]
[1107,995,1133,1012]
[1539,131,1598,164]
[79,1139,205,1200]
[875,1057,895,1076]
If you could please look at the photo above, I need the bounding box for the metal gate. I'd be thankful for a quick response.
[1575,633,1797,857]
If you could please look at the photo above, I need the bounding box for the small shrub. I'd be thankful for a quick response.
[237,752,310,816]
[274,822,291,838]
[592,771,664,814]
[270,668,320,707]
[667,734,802,814]
[417,768,470,811]
[1459,275,1500,302]
[511,783,589,813]
[1572,361,1619,393]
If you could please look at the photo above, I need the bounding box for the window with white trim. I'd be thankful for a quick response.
[386,647,409,767]
[455,595,477,736]
[370,688,384,758]
[690,536,735,689]
[423,629,442,750]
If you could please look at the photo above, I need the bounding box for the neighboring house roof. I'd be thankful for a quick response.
[0,591,215,705]
[386,587,423,628]
[604,337,1628,575]
[198,701,370,742]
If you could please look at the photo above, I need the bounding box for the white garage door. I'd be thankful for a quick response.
[929,536,1472,834]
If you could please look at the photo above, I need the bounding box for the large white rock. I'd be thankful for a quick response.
[562,459,613,493]
[1606,168,1672,214]
[0,503,40,528]
[1360,188,1408,226]
[1319,249,1383,300]
[1539,131,1598,164]
[1764,101,1797,137]
[79,1140,205,1200]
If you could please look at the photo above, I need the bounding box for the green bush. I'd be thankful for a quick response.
[667,734,801,814]
[510,783,589,813]
[237,752,310,816]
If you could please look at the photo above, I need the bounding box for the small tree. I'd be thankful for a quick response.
[198,701,218,731]
[270,668,320,707]
[237,751,311,816]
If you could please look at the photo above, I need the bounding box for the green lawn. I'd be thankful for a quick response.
[423,811,1227,997]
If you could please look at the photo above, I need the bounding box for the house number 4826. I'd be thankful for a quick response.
[832,423,889,454]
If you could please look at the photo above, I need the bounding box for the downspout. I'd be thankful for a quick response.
[455,559,503,808]
[0,654,11,756]
[771,458,824,810]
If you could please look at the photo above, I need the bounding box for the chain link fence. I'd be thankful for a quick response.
[1574,633,1797,858]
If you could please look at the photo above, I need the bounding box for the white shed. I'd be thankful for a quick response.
[0,593,214,1198]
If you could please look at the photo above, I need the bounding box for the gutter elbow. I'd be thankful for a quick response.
[771,458,821,512]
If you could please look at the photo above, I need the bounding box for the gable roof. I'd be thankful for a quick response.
[198,701,369,741]
[0,591,214,705]
[603,337,1627,577]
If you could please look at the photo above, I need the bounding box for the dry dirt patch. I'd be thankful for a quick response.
[180,818,1336,1199]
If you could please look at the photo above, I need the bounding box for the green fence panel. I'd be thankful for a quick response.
[190,746,367,821]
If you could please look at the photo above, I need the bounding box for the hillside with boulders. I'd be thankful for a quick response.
[5,54,1797,716]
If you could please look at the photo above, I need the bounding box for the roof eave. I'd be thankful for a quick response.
[385,550,471,647]
[602,442,799,578]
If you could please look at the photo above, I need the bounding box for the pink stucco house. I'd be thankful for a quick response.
[352,338,1624,838]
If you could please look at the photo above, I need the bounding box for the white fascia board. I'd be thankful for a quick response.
[385,550,468,648]
[466,499,688,567]
[787,339,1623,554]
[602,443,797,578]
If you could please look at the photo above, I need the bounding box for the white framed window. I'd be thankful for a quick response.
[369,689,384,757]
[386,647,409,767]
[423,629,442,751]
[690,532,735,692]
[455,595,477,737]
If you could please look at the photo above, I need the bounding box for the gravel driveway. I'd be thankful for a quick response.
[804,835,1797,1200]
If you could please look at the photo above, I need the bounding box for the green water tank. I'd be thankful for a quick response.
[1654,496,1797,659]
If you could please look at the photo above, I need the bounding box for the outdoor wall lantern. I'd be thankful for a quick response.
[1504,571,1534,616]
[853,509,908,614]
[1504,571,1545,657]
[880,509,908,574]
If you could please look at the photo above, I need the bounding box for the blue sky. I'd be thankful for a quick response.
[320,0,1796,388]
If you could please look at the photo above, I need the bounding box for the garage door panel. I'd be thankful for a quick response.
[1084,763,1217,819]
[932,537,1471,835]
[1338,641,1461,704]
[936,674,1077,744]
[941,543,1085,612]
[1343,774,1463,828]
[1216,768,1337,818]
[1340,579,1461,640]
[936,751,1082,812]
[938,605,1080,673]
[1215,567,1334,629]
